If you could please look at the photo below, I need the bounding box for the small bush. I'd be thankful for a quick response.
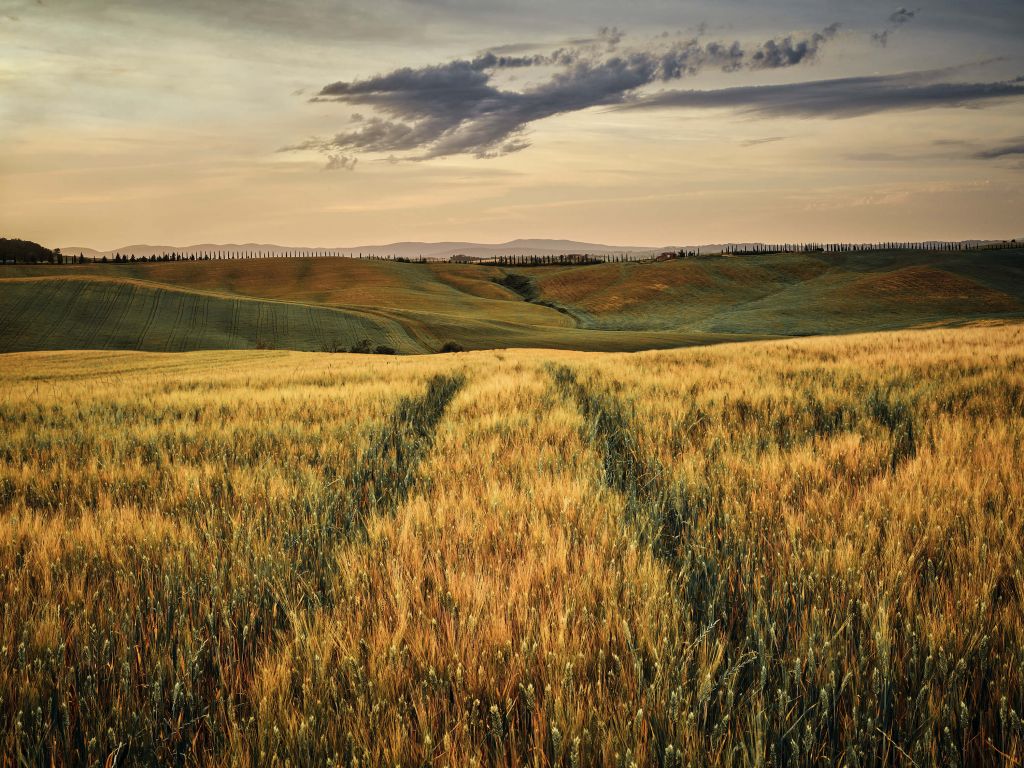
[440,341,465,353]
[347,340,397,354]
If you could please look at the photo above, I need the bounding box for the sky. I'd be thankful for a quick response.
[1,0,1023,249]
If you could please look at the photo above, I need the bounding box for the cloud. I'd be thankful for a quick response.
[742,136,788,147]
[874,7,919,46]
[295,25,841,161]
[567,26,625,50]
[889,8,918,24]
[975,138,1024,159]
[622,71,1024,118]
[324,153,358,171]
[749,23,839,69]
[841,137,1024,164]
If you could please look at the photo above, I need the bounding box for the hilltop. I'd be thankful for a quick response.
[2,247,1021,353]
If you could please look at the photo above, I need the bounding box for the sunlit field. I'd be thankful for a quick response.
[2,324,1022,766]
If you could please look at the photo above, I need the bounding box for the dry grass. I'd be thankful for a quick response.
[532,256,829,319]
[1,324,1022,766]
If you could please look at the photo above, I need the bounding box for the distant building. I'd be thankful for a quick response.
[656,252,677,262]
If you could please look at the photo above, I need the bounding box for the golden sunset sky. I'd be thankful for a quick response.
[2,0,1022,249]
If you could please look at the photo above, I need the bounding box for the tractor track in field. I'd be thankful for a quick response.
[39,280,89,349]
[176,292,205,351]
[269,303,281,348]
[254,303,265,349]
[277,303,290,346]
[0,296,27,345]
[200,293,211,347]
[164,292,188,352]
[90,282,126,347]
[1,282,46,352]
[0,284,32,333]
[549,364,684,561]
[340,372,465,535]
[2,280,63,351]
[306,305,326,350]
[103,283,138,350]
[135,289,163,350]
[179,292,198,351]
[227,298,241,346]
[548,363,937,767]
[203,372,464,764]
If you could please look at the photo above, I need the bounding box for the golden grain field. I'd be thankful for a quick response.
[1,325,1022,766]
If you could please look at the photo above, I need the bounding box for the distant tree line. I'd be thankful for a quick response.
[98,253,214,263]
[725,240,1018,256]
[479,253,638,267]
[3,237,1018,267]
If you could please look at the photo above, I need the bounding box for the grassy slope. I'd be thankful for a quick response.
[2,249,1021,352]
[0,277,422,353]
[2,259,567,328]
[531,249,1024,333]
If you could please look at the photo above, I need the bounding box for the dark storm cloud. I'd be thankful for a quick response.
[623,71,1024,118]
[299,25,841,161]
[975,139,1024,159]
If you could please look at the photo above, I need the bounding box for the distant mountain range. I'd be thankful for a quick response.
[59,237,1023,261]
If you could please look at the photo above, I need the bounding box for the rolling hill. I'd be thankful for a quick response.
[61,238,1024,262]
[2,248,1021,353]
[59,238,666,262]
[0,277,419,354]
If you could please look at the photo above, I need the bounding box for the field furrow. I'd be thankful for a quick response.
[227,297,241,343]
[39,279,90,348]
[556,335,1024,765]
[101,283,139,349]
[0,355,458,765]
[135,286,163,349]
[176,289,202,351]
[1,277,60,351]
[163,290,188,352]
[246,358,688,765]
[306,304,326,350]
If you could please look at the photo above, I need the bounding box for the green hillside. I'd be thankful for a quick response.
[2,249,1021,353]
[0,278,420,353]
